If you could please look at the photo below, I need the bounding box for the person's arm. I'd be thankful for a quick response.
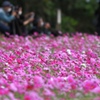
[23,17,34,25]
[0,11,15,23]
[24,12,34,18]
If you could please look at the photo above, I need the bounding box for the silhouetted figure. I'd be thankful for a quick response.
[0,1,16,36]
[29,17,44,35]
[43,22,63,37]
[9,6,34,36]
[43,22,51,35]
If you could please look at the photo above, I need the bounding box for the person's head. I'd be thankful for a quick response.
[18,7,22,15]
[38,17,44,27]
[15,5,22,15]
[15,6,23,15]
[33,17,44,27]
[2,1,12,12]
[44,22,51,29]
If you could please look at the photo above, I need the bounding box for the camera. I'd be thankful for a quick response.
[12,6,20,12]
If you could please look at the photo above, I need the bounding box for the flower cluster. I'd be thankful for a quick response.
[0,34,100,100]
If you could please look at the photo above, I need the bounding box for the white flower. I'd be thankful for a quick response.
[81,63,87,68]
[50,78,54,81]
[67,49,71,55]
[1,86,5,89]
[63,77,67,81]
[82,51,85,54]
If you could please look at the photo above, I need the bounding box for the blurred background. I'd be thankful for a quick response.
[0,0,98,33]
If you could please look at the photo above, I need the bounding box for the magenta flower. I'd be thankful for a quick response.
[0,34,99,99]
[83,80,97,92]
[33,76,44,89]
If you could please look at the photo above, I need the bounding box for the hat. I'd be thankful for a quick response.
[2,1,12,7]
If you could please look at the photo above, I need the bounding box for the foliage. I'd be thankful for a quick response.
[62,16,78,32]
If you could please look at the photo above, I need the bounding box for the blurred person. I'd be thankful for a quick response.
[43,22,51,35]
[0,1,16,36]
[29,17,44,35]
[43,22,63,37]
[29,17,63,37]
[9,6,34,36]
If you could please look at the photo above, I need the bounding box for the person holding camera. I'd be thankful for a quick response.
[0,1,16,36]
[9,6,34,36]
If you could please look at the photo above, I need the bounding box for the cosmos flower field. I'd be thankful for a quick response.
[0,34,100,100]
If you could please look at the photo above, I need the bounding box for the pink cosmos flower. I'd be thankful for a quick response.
[24,92,43,100]
[83,80,97,92]
[92,87,100,94]
[9,83,17,92]
[33,76,44,89]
